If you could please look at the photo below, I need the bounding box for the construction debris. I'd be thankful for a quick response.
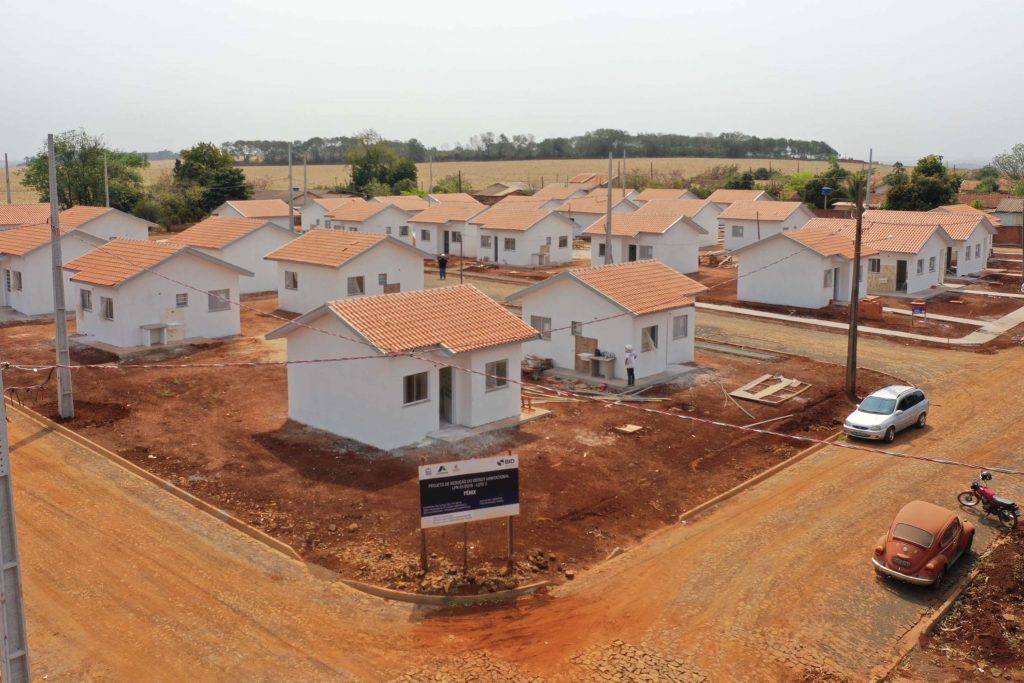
[614,424,644,435]
[731,374,812,405]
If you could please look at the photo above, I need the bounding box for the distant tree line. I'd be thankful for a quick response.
[219,129,837,165]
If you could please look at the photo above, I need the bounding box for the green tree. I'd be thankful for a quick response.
[431,173,472,194]
[173,143,251,213]
[724,171,755,189]
[993,143,1024,181]
[346,131,418,195]
[883,155,959,210]
[21,129,147,212]
[801,159,851,205]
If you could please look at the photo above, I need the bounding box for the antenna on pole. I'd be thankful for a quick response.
[103,153,110,208]
[604,151,613,264]
[4,154,11,204]
[47,133,74,419]
[287,143,295,232]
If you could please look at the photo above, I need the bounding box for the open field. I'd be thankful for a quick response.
[3,156,889,202]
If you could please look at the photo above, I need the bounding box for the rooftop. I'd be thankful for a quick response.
[995,197,1024,213]
[784,226,879,259]
[410,202,487,224]
[532,185,585,201]
[63,238,249,287]
[172,216,287,250]
[59,205,115,228]
[312,197,365,211]
[325,201,395,222]
[0,223,82,257]
[264,229,398,268]
[429,193,481,205]
[635,199,715,219]
[370,195,430,212]
[801,217,950,254]
[582,212,705,237]
[706,189,769,204]
[221,199,291,218]
[634,188,699,202]
[865,209,994,241]
[0,203,50,227]
[718,200,807,221]
[469,203,554,231]
[556,194,634,214]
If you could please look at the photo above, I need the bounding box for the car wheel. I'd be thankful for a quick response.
[931,568,945,590]
[916,412,927,429]
[884,427,896,443]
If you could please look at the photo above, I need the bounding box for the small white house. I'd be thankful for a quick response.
[582,212,705,273]
[408,201,488,257]
[719,200,815,250]
[368,195,430,215]
[265,284,539,451]
[59,206,154,241]
[469,204,575,266]
[532,185,590,205]
[0,224,105,315]
[635,199,723,248]
[706,189,770,211]
[887,209,996,277]
[213,199,294,230]
[171,216,298,294]
[324,202,417,243]
[264,229,426,314]
[732,228,872,309]
[0,204,51,231]
[993,198,1023,228]
[507,260,706,383]
[633,188,700,203]
[301,197,364,232]
[556,193,639,235]
[64,238,252,348]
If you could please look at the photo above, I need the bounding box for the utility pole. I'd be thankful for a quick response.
[845,148,871,401]
[0,365,32,683]
[303,153,308,198]
[47,134,74,419]
[603,152,613,264]
[103,153,110,208]
[4,154,11,204]
[287,143,295,232]
[428,156,433,196]
[621,147,626,194]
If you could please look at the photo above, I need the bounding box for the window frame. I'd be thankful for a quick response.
[503,237,516,251]
[420,229,431,241]
[731,225,744,237]
[928,256,936,273]
[641,324,658,352]
[485,359,509,391]
[530,315,552,341]
[916,258,924,275]
[558,235,569,248]
[208,289,231,312]
[11,270,22,291]
[399,225,409,237]
[402,371,429,405]
[638,245,654,260]
[823,268,834,288]
[378,273,388,286]
[100,296,114,320]
[868,258,881,273]
[175,293,188,308]
[480,235,492,248]
[672,314,689,340]
[80,288,92,311]
[284,270,299,290]
[347,276,365,296]
[570,321,583,337]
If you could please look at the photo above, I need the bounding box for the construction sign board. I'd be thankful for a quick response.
[418,455,519,529]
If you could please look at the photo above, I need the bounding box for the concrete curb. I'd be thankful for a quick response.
[870,535,1011,682]
[339,578,550,606]
[5,399,303,562]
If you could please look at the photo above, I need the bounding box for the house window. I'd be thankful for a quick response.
[598,243,606,257]
[530,315,552,340]
[823,269,834,287]
[451,231,462,243]
[571,321,583,336]
[928,256,936,273]
[2,270,8,292]
[868,258,881,273]
[403,371,428,405]
[558,235,569,248]
[421,229,431,241]
[378,273,388,286]
[731,225,744,237]
[347,276,365,296]
[11,270,22,291]
[641,324,658,352]
[284,270,298,290]
[208,289,231,312]
[80,289,92,311]
[480,235,492,248]
[964,247,971,261]
[504,237,516,251]
[485,359,508,391]
[975,244,981,258]
[916,258,924,275]
[672,314,689,340]
[175,293,188,308]
[348,227,358,232]
[639,245,653,260]
[385,226,392,235]
[101,296,114,320]
[399,225,409,236]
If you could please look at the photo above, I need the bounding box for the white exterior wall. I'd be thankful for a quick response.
[281,315,523,450]
[737,240,865,309]
[301,202,331,232]
[588,225,700,274]
[994,211,1023,227]
[0,234,101,315]
[902,232,949,294]
[274,244,425,314]
[409,220,480,258]
[76,213,152,241]
[192,227,296,294]
[326,206,412,241]
[950,227,993,277]
[480,215,574,266]
[723,210,812,251]
[518,279,696,380]
[214,203,291,230]
[75,254,244,348]
[692,203,724,247]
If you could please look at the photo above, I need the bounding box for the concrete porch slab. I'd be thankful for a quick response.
[426,408,552,443]
[69,334,230,360]
[541,363,701,391]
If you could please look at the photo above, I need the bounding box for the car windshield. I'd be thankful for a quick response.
[859,396,897,415]
[893,523,934,549]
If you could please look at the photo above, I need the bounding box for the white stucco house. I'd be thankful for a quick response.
[264,229,426,314]
[265,285,539,451]
[582,212,705,273]
[633,188,700,203]
[408,201,488,257]
[59,205,155,241]
[706,189,770,211]
[0,224,105,315]
[368,195,430,215]
[0,204,51,231]
[993,198,1023,228]
[556,192,639,235]
[213,199,294,230]
[507,260,707,383]
[171,216,298,294]
[635,199,723,248]
[732,228,873,309]
[897,209,997,277]
[324,202,417,243]
[719,201,815,250]
[469,203,575,266]
[532,185,589,206]
[64,238,252,348]
[301,197,365,232]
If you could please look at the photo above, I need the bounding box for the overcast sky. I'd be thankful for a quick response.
[4,0,1022,166]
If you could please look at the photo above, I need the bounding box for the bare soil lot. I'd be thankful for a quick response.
[1,300,888,594]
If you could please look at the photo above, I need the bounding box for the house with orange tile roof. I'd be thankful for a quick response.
[64,239,253,348]
[718,200,815,250]
[170,216,298,293]
[408,201,488,257]
[587,187,640,203]
[213,199,294,230]
[368,195,430,213]
[633,188,700,203]
[801,217,954,295]
[581,212,705,273]
[58,205,154,241]
[555,193,639,235]
[469,203,576,266]
[0,203,51,231]
[0,224,105,315]
[265,285,539,450]
[506,261,707,385]
[324,202,417,243]
[301,196,365,232]
[634,199,723,248]
[706,188,770,211]
[878,209,997,277]
[531,184,589,206]
[427,192,480,205]
[263,229,426,314]
[731,228,878,309]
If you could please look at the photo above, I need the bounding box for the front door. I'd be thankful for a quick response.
[896,260,908,292]
[443,230,450,254]
[946,246,955,272]
[494,238,499,262]
[439,367,453,424]
[832,267,840,301]
[627,244,638,262]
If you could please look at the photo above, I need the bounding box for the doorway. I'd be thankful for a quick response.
[946,246,957,273]
[439,367,454,424]
[627,244,638,262]
[443,230,450,255]
[148,327,165,346]
[896,260,908,292]
[494,238,499,262]
[832,267,840,301]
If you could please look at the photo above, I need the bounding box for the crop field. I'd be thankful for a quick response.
[5,156,886,202]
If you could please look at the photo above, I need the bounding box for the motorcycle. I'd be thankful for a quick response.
[958,471,1021,531]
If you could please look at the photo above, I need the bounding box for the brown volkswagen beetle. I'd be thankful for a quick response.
[872,500,974,588]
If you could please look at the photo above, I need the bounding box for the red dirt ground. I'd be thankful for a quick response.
[0,301,888,594]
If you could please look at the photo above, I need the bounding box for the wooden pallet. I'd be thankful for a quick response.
[730,374,812,405]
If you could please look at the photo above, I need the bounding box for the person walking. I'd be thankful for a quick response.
[624,344,637,387]
[438,253,449,280]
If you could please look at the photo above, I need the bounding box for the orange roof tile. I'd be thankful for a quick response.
[587,188,636,199]
[410,202,487,224]
[429,193,481,205]
[327,285,538,354]
[312,197,365,212]
[0,203,50,227]
[325,202,393,222]
[532,185,584,201]
[264,229,401,268]
[581,213,705,237]
[784,227,879,258]
[635,199,715,219]
[63,239,185,286]
[59,205,113,228]
[569,173,610,184]
[0,224,74,257]
[801,217,949,254]
[635,188,698,202]
[221,199,291,218]
[171,216,287,250]
[568,261,706,315]
[932,204,1001,227]
[370,195,430,212]
[469,203,556,231]
[866,209,993,241]
[498,196,551,207]
[556,195,633,214]
[706,189,768,204]
[718,200,808,221]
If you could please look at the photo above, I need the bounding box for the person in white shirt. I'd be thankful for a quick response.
[624,344,637,386]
